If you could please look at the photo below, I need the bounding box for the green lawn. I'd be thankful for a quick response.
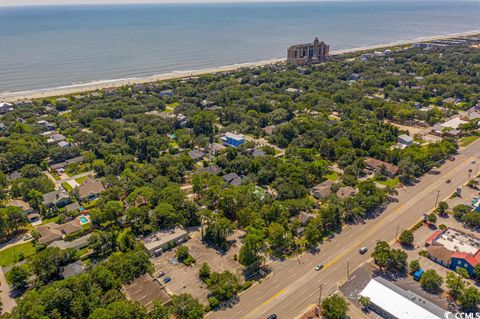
[166,102,180,109]
[460,135,480,147]
[75,176,87,185]
[0,242,36,267]
[375,177,400,188]
[325,171,339,181]
[61,182,73,192]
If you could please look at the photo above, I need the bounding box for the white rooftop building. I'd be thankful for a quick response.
[434,228,480,255]
[441,117,468,129]
[359,277,447,319]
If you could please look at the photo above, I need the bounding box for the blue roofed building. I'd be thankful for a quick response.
[222,132,245,148]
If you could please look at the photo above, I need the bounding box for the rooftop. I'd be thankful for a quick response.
[441,117,468,129]
[143,227,188,251]
[360,277,446,319]
[433,228,480,256]
[123,274,171,312]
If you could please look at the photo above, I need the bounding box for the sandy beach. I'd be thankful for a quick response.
[1,30,479,103]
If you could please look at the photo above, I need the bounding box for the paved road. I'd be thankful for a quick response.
[0,267,16,314]
[209,139,480,319]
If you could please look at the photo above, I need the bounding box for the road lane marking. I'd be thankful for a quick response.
[262,289,286,306]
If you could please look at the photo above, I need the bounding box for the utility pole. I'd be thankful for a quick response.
[434,190,440,208]
[318,284,323,308]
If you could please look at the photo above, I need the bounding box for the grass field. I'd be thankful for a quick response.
[0,242,36,267]
[460,135,480,147]
[325,171,339,181]
[61,182,73,192]
[374,177,400,188]
[75,176,87,185]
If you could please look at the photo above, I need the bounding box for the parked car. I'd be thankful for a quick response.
[413,269,424,281]
[163,277,172,283]
[315,264,324,271]
[446,179,451,183]
[267,315,277,319]
[449,156,455,161]
[359,246,368,254]
[157,271,165,278]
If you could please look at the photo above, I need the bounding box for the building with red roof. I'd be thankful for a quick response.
[425,227,480,276]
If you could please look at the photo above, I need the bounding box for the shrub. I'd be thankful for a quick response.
[208,297,220,309]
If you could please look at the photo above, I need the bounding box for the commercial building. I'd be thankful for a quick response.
[359,277,447,319]
[287,38,330,66]
[123,274,171,312]
[222,132,245,148]
[143,227,189,257]
[426,227,480,276]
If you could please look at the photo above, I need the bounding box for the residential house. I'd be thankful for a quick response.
[398,134,414,148]
[37,120,56,131]
[65,201,81,213]
[336,186,357,198]
[188,149,205,162]
[159,89,174,98]
[5,199,33,214]
[0,102,13,114]
[62,260,85,278]
[37,220,83,245]
[196,165,222,175]
[222,132,245,148]
[47,133,66,144]
[209,143,226,155]
[77,177,105,201]
[364,157,399,178]
[252,149,266,158]
[42,190,72,208]
[7,171,22,181]
[223,172,242,187]
[311,180,335,200]
[57,141,70,148]
[143,227,189,257]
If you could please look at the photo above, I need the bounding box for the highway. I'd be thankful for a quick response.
[209,138,480,319]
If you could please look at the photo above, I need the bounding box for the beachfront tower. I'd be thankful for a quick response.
[287,38,330,65]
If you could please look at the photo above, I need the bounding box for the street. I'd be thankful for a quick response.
[208,138,480,319]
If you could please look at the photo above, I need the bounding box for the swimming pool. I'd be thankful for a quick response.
[79,216,89,224]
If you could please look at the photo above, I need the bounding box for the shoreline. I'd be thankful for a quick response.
[2,29,479,102]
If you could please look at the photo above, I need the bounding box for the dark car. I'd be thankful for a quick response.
[446,179,451,183]
[267,315,277,319]
[163,277,172,283]
[359,246,368,254]
[157,271,165,278]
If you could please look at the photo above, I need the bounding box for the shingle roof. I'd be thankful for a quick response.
[77,178,105,199]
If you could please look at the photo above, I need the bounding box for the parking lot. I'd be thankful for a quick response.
[152,229,244,303]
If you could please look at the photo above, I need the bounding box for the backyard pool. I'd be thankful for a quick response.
[79,216,89,225]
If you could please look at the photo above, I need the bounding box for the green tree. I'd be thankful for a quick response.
[199,262,211,281]
[321,294,349,319]
[459,286,480,312]
[427,213,437,224]
[171,293,205,319]
[176,245,190,261]
[358,296,371,310]
[206,270,241,301]
[446,271,465,299]
[436,201,449,215]
[409,259,420,275]
[150,301,170,319]
[6,266,28,290]
[399,229,414,246]
[420,269,443,294]
[238,226,265,267]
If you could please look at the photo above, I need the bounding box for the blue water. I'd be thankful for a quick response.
[0,1,479,93]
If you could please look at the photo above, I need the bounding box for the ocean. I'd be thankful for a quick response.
[1,1,480,93]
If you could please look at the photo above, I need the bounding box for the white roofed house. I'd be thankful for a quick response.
[0,102,13,114]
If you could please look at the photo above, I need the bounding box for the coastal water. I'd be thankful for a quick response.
[1,1,480,93]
